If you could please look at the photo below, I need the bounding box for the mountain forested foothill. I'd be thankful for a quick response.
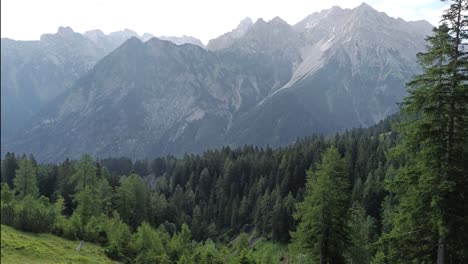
[1,116,398,263]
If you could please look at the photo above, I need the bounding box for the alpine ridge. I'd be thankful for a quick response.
[2,3,433,162]
[1,27,204,142]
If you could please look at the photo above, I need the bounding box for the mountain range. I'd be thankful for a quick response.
[1,27,203,140]
[1,3,433,162]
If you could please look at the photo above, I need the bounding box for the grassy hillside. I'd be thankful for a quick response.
[0,225,116,264]
[251,240,289,263]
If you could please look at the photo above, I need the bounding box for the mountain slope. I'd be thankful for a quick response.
[226,3,432,146]
[1,27,204,143]
[3,3,433,161]
[206,17,253,51]
[0,225,114,264]
[1,27,111,141]
[158,35,205,47]
[5,37,277,160]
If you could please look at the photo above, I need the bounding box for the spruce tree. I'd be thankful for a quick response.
[290,147,350,264]
[71,154,97,191]
[1,152,18,187]
[13,157,38,198]
[383,1,467,262]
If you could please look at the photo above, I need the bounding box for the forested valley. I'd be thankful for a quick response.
[1,1,467,263]
[1,117,400,263]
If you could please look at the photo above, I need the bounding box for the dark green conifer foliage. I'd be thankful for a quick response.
[382,1,468,262]
[13,156,38,198]
[1,152,18,187]
[71,154,97,191]
[290,147,350,264]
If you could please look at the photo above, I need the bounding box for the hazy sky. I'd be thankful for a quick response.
[1,0,447,44]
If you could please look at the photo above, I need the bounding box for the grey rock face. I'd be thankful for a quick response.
[158,35,205,47]
[5,37,275,160]
[84,29,205,48]
[1,27,112,142]
[1,27,205,144]
[206,17,253,50]
[3,3,433,161]
[226,3,432,147]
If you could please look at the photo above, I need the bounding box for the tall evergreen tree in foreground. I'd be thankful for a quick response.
[290,147,350,264]
[382,0,467,263]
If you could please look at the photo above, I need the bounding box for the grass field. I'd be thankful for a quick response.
[250,239,289,263]
[0,225,116,264]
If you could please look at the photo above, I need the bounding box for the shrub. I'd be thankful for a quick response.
[13,195,55,233]
[104,214,131,261]
[1,184,16,226]
[83,215,107,244]
[130,222,166,263]
[62,212,82,240]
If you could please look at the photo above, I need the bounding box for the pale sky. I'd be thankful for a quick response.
[1,0,447,45]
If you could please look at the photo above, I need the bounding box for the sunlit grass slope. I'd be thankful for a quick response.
[0,225,116,264]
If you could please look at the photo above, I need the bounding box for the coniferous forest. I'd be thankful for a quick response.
[1,1,467,263]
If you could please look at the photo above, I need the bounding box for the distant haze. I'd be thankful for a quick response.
[1,0,446,44]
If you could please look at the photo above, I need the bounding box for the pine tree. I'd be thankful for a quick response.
[13,157,38,198]
[74,186,97,228]
[130,222,166,263]
[290,147,350,264]
[56,158,76,215]
[71,154,97,191]
[1,152,18,187]
[115,173,150,229]
[191,205,203,241]
[347,202,372,264]
[383,1,468,262]
[351,177,364,202]
[93,177,112,215]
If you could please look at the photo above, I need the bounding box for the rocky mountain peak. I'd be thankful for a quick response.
[144,36,174,49]
[157,35,205,47]
[84,29,105,37]
[206,17,255,50]
[3,3,434,161]
[254,18,266,25]
[83,29,106,43]
[238,17,254,31]
[40,26,80,42]
[121,36,144,48]
[57,26,75,36]
[356,2,374,11]
[330,5,343,11]
[247,16,293,35]
[141,33,155,42]
[108,29,139,41]
[269,16,290,26]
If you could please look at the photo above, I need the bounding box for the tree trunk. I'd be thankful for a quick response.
[319,235,324,264]
[437,235,446,264]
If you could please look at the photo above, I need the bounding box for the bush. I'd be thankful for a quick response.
[51,195,66,236]
[130,222,166,263]
[83,215,107,244]
[62,212,82,240]
[237,249,255,264]
[1,184,16,226]
[13,196,55,233]
[104,214,131,261]
[1,202,15,226]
